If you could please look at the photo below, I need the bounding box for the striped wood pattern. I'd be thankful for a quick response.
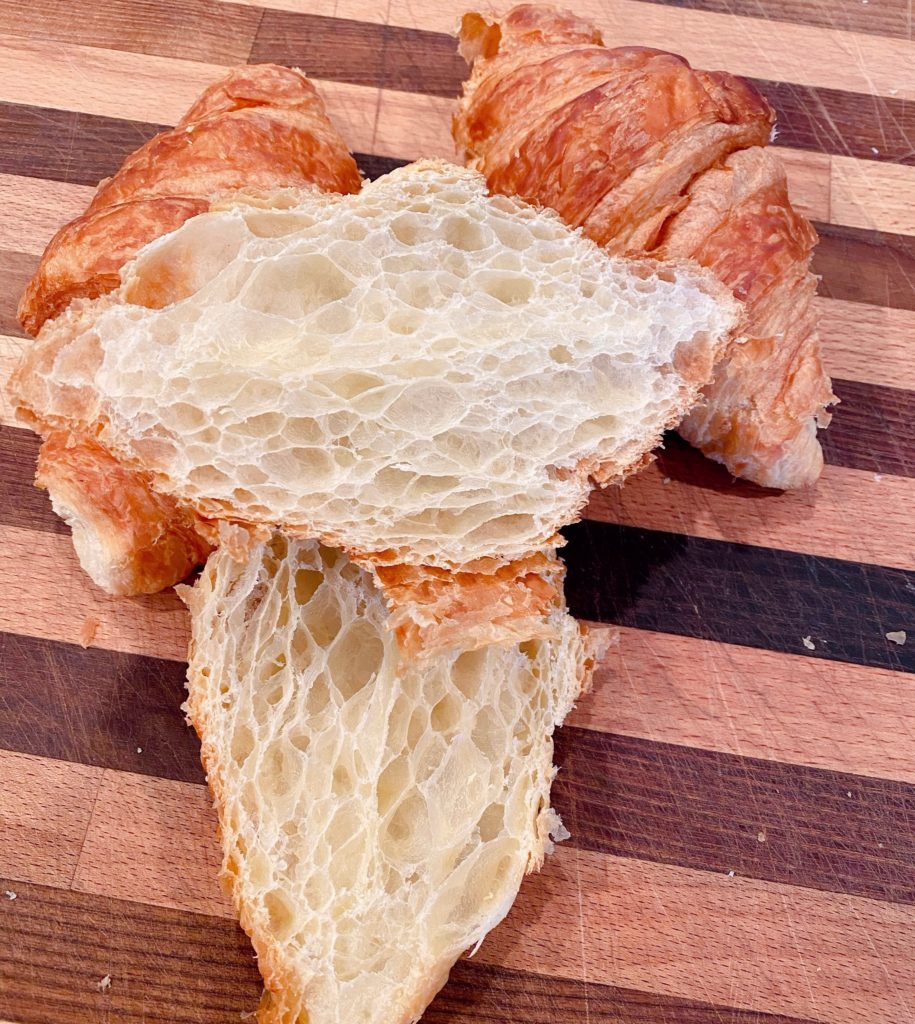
[0,2,912,1022]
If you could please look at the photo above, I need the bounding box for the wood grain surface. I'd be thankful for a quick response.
[0,2,912,1023]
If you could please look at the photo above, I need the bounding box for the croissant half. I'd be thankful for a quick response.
[12,159,739,653]
[15,65,361,595]
[454,3,835,489]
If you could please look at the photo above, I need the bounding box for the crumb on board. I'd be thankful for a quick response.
[78,615,101,648]
[802,636,815,650]
[137,746,143,754]
[727,870,735,877]
[757,829,767,843]
[886,630,906,646]
[846,791,853,798]
[874,473,883,482]
[662,477,671,485]
[96,975,111,993]
[4,890,16,900]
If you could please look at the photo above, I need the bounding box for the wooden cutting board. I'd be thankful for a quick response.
[1,1,913,1022]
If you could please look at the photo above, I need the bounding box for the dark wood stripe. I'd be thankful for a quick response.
[0,0,261,65]
[249,12,915,166]
[249,10,467,98]
[0,632,202,783]
[824,379,915,477]
[0,249,36,338]
[356,153,408,181]
[428,962,821,1024]
[636,0,913,40]
[0,103,164,187]
[761,79,915,166]
[562,521,915,674]
[0,879,822,1024]
[814,221,915,312]
[0,426,65,535]
[0,877,261,1024]
[554,729,915,905]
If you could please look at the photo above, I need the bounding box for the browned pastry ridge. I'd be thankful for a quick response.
[454,4,836,489]
[16,64,361,595]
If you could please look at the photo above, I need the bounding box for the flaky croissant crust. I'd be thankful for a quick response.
[14,65,361,598]
[454,4,835,489]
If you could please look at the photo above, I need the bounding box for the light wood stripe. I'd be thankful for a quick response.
[0,749,101,887]
[771,146,829,223]
[224,0,915,102]
[590,461,915,572]
[831,156,915,236]
[572,627,915,784]
[0,524,189,660]
[0,150,834,240]
[72,770,226,917]
[0,35,380,149]
[0,173,91,255]
[479,848,915,1024]
[2,748,912,1024]
[816,298,915,392]
[1,46,914,239]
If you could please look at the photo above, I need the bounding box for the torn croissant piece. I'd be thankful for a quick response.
[658,147,835,485]
[454,3,836,489]
[37,431,212,596]
[183,534,608,1024]
[11,161,739,651]
[375,550,566,659]
[14,64,361,597]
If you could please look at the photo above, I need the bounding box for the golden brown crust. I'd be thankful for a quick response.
[86,107,359,215]
[17,198,208,336]
[454,7,773,253]
[375,550,566,657]
[454,3,833,488]
[36,431,212,595]
[14,64,363,596]
[20,65,360,336]
[659,147,836,486]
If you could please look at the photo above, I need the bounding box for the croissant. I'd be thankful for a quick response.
[454,4,835,489]
[12,161,738,653]
[16,65,361,595]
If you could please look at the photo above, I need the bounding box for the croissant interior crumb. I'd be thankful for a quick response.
[25,162,736,570]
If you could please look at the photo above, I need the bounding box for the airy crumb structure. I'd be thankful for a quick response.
[183,536,598,1024]
[14,161,737,577]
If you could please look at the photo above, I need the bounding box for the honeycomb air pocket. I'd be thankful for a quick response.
[240,253,354,319]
